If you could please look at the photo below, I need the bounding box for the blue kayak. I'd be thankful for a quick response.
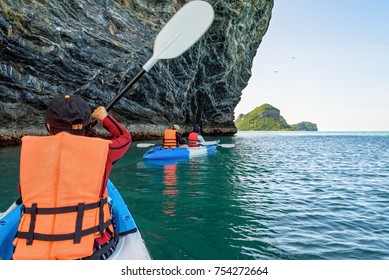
[143,140,219,160]
[0,180,151,260]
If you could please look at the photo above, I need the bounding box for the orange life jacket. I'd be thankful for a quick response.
[163,129,177,148]
[13,132,113,260]
[188,132,199,147]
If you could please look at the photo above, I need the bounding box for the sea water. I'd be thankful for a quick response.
[1,131,388,260]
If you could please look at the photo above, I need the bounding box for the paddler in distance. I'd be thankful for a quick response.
[163,124,187,148]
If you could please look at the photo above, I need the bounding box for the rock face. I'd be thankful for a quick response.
[0,0,274,145]
[235,103,318,131]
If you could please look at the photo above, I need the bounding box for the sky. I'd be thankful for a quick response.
[234,0,389,131]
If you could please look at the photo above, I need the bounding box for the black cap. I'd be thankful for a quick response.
[193,125,200,133]
[45,95,91,130]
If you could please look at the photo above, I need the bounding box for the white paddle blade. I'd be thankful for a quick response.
[201,140,219,146]
[136,143,155,148]
[219,144,235,148]
[143,1,215,71]
[201,141,235,148]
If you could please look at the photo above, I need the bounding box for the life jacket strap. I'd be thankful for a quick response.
[98,199,105,234]
[16,220,112,243]
[74,203,85,244]
[18,198,110,245]
[22,197,108,215]
[26,203,37,245]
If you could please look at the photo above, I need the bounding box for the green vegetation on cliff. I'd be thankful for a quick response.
[290,122,318,131]
[235,104,318,131]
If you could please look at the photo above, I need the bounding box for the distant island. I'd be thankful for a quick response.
[235,104,318,131]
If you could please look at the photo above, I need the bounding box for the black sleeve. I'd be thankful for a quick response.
[176,132,186,144]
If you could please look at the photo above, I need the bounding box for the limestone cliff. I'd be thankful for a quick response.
[0,0,274,145]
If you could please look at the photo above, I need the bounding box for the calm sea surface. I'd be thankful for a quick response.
[1,131,389,260]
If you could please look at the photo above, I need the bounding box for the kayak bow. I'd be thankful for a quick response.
[0,180,151,260]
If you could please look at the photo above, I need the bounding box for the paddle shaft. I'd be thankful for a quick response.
[89,69,146,128]
[137,143,235,148]
[106,68,146,112]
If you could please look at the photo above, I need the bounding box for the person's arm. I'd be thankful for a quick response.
[93,107,131,197]
[93,107,132,163]
[197,135,205,142]
[103,116,132,160]
[176,132,187,145]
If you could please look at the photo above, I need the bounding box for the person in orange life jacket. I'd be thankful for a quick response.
[13,94,131,260]
[188,124,205,147]
[163,124,187,148]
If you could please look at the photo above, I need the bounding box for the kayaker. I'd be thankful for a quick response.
[12,94,131,260]
[188,124,205,147]
[163,124,187,148]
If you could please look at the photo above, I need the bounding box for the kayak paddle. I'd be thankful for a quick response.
[217,144,235,148]
[200,141,236,148]
[137,143,156,148]
[137,142,235,148]
[91,0,214,128]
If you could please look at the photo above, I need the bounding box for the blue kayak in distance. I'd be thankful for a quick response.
[143,140,219,160]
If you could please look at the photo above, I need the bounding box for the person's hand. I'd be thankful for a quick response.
[92,106,108,122]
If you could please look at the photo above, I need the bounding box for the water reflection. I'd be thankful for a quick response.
[162,163,178,216]
[162,163,178,186]
[144,159,182,217]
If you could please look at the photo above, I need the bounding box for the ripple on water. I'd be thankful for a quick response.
[225,133,389,259]
[1,132,388,260]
